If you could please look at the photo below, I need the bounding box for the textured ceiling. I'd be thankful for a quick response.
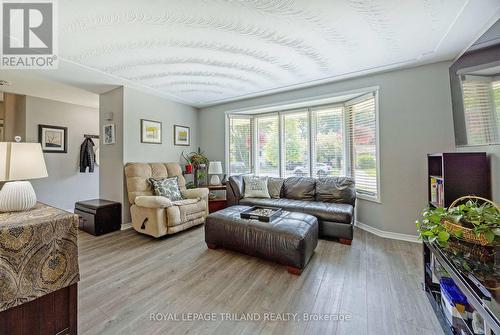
[59,0,500,107]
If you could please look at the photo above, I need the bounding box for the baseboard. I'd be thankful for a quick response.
[121,223,133,231]
[355,220,421,243]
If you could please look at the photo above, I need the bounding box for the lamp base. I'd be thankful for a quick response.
[0,181,37,212]
[210,175,221,186]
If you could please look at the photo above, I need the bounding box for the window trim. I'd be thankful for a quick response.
[224,88,381,203]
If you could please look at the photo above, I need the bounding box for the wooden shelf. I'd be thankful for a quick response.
[427,152,490,208]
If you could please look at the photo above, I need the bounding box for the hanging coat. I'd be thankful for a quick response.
[80,138,96,173]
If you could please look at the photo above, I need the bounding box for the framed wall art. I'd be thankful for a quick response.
[141,119,162,144]
[38,124,68,153]
[174,125,190,146]
[103,124,116,144]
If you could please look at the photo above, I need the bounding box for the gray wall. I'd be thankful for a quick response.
[123,87,199,163]
[4,93,26,141]
[99,87,199,223]
[199,62,458,236]
[99,87,127,220]
[25,96,99,211]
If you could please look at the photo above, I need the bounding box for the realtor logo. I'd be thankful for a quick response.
[1,0,58,69]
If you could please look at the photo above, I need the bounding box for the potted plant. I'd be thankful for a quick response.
[183,148,209,187]
[416,196,500,246]
[188,148,209,168]
[182,151,193,174]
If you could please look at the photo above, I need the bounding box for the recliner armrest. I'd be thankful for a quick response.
[135,196,173,208]
[182,188,209,200]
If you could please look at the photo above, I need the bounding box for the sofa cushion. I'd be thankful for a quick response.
[268,177,284,199]
[315,177,356,206]
[243,176,270,198]
[149,177,183,201]
[282,177,316,201]
[239,197,353,224]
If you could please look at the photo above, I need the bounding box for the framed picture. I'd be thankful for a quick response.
[38,124,68,153]
[141,119,162,144]
[174,125,190,146]
[103,124,116,144]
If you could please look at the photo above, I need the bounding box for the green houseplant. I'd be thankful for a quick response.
[416,197,500,246]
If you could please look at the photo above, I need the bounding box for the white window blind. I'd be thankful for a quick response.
[226,90,380,201]
[282,111,310,178]
[462,78,499,144]
[346,94,378,198]
[311,105,344,178]
[256,115,280,177]
[228,116,252,175]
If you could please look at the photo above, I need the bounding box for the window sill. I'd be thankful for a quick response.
[356,193,381,204]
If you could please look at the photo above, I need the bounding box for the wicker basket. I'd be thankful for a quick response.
[441,196,499,246]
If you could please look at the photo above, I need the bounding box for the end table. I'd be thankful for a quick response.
[207,185,227,213]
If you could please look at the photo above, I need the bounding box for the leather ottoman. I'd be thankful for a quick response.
[205,205,318,275]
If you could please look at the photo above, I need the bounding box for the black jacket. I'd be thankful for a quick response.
[80,138,96,173]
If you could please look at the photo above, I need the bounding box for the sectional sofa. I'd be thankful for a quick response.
[227,176,356,244]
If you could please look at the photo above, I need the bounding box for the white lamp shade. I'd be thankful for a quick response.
[0,142,48,182]
[208,161,223,174]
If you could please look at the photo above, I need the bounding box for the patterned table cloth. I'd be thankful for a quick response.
[0,203,79,312]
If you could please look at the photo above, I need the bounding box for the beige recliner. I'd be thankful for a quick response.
[124,162,209,237]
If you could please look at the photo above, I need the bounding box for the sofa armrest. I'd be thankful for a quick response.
[182,188,209,200]
[135,196,173,208]
[227,176,244,206]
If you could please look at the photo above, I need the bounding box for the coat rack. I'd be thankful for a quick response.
[84,134,99,139]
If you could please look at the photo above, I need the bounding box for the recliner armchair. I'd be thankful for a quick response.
[125,162,208,237]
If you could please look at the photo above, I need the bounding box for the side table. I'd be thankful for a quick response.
[207,185,227,213]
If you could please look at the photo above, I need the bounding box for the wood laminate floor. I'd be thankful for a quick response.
[78,226,444,335]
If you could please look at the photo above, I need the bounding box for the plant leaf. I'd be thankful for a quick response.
[438,231,450,242]
[484,230,495,244]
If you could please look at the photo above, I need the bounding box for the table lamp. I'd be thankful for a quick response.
[208,161,223,185]
[0,141,48,212]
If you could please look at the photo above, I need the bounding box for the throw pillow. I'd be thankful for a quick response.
[243,176,270,198]
[148,177,183,201]
[268,177,284,199]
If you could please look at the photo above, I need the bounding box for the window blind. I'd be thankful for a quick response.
[282,111,310,178]
[346,94,378,198]
[311,105,344,178]
[226,91,380,200]
[228,116,253,175]
[461,78,499,144]
[256,115,280,177]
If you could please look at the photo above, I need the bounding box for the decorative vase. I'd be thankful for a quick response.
[185,164,193,174]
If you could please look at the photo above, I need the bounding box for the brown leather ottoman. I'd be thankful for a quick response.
[205,205,318,275]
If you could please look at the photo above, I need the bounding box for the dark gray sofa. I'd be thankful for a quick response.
[227,176,356,244]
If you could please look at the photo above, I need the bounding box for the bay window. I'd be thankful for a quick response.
[226,91,379,201]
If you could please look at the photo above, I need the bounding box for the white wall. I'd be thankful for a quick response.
[25,96,99,211]
[199,61,459,236]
